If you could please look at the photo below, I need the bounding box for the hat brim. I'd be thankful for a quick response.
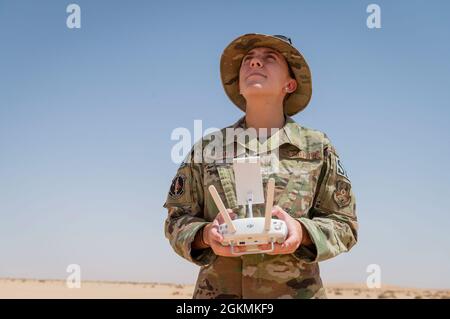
[220,33,312,116]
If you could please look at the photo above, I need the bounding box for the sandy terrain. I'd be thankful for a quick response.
[0,278,448,299]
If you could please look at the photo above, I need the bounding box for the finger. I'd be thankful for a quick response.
[271,206,286,219]
[282,219,302,248]
[281,235,301,253]
[258,244,272,251]
[266,243,283,255]
[273,241,299,254]
[213,242,240,257]
[210,241,229,256]
[225,209,238,220]
[228,212,238,220]
[271,205,282,213]
[281,238,296,250]
[210,225,223,242]
[216,213,224,225]
[281,226,300,248]
[216,210,237,224]
[210,239,226,250]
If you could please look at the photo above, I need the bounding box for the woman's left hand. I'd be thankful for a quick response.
[258,206,304,255]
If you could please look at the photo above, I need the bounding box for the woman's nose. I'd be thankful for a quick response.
[250,58,263,68]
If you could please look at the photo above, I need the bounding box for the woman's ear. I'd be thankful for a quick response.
[285,78,297,93]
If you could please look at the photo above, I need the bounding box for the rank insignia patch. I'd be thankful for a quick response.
[169,174,186,199]
[333,180,352,208]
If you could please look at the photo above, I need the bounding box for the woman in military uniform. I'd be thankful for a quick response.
[163,34,358,299]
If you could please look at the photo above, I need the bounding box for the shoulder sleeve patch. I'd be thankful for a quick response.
[169,174,186,199]
[164,163,194,207]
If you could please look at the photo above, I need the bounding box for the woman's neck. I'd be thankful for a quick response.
[244,97,286,132]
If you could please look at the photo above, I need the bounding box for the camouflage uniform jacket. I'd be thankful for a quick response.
[163,116,358,299]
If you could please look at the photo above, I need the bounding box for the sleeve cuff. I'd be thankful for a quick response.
[294,217,328,263]
[181,222,217,267]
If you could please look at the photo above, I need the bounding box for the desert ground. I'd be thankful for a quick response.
[0,278,448,299]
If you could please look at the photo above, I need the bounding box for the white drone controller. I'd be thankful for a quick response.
[208,178,288,255]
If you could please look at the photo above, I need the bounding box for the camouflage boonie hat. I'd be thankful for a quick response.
[220,33,312,116]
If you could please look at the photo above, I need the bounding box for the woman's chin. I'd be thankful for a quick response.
[241,85,270,97]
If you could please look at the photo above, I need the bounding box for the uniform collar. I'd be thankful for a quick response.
[227,115,303,153]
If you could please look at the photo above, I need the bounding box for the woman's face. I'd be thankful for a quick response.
[239,47,296,102]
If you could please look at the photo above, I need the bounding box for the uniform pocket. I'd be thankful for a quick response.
[275,149,324,218]
[203,162,237,220]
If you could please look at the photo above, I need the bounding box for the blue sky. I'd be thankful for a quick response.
[0,0,449,289]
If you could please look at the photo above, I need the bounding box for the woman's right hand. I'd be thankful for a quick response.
[203,209,243,257]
